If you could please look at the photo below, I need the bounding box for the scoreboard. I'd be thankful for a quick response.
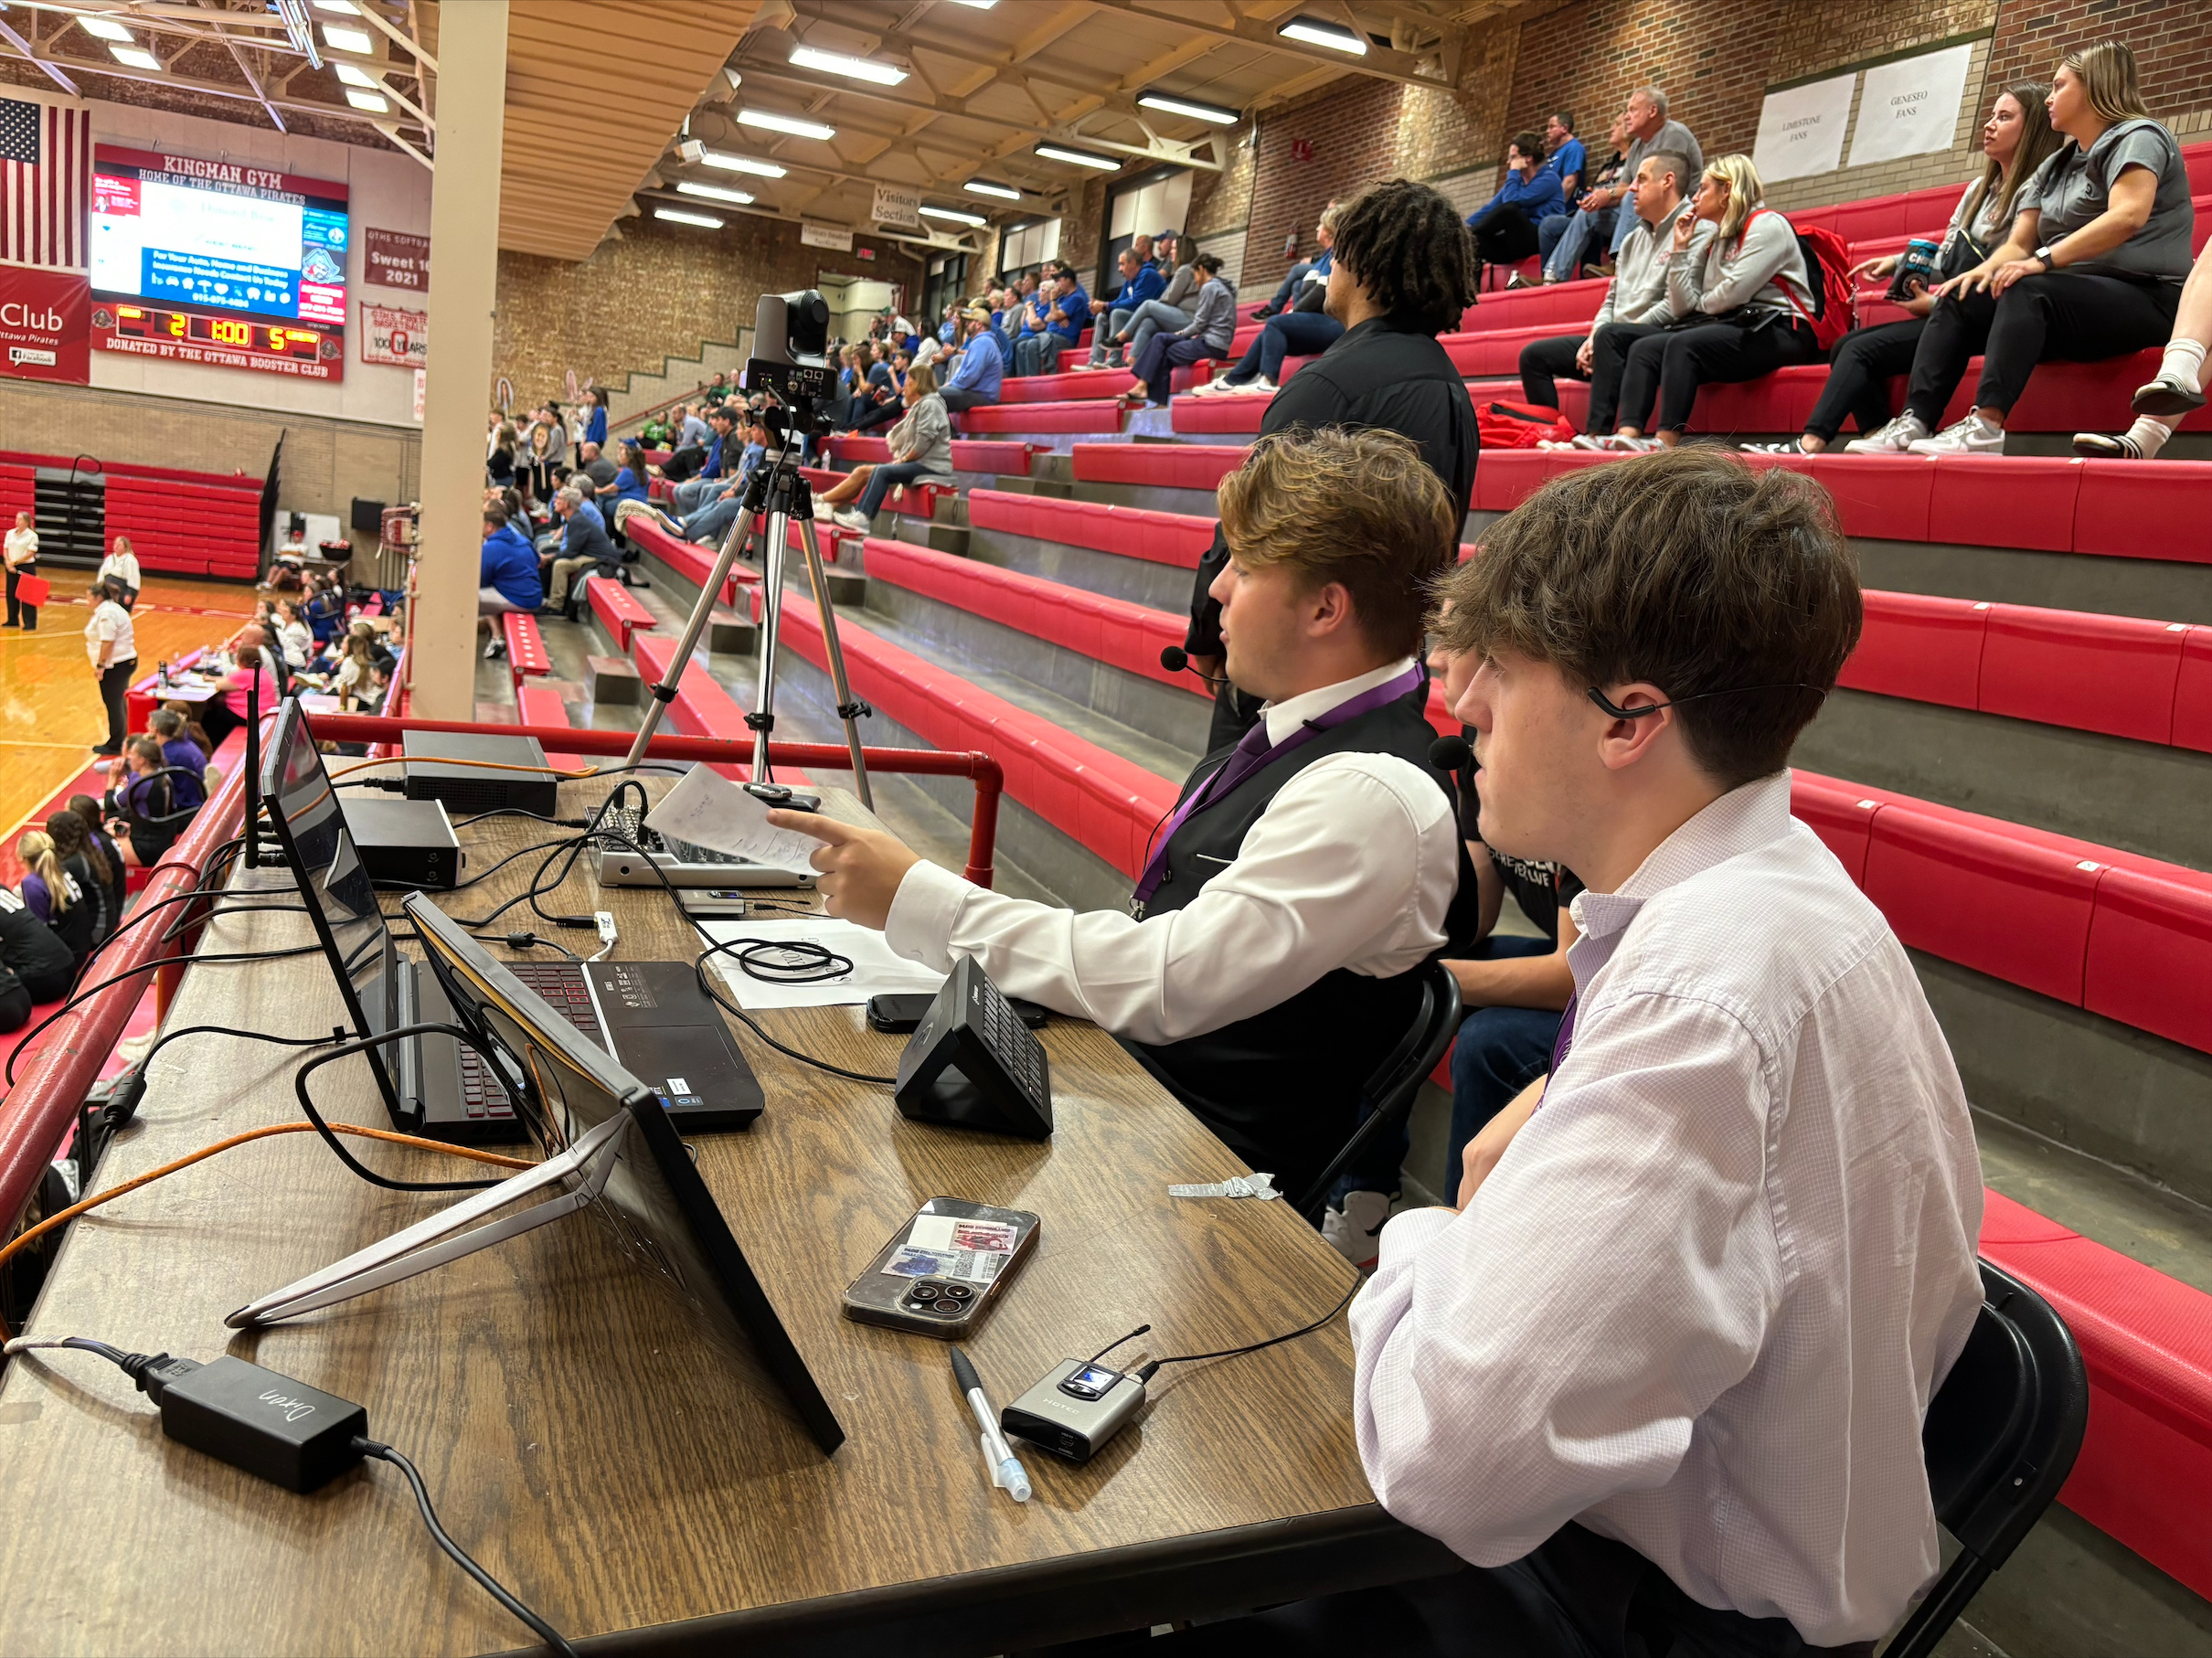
[93,301,344,381]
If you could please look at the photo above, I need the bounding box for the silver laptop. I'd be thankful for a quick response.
[590,802,815,889]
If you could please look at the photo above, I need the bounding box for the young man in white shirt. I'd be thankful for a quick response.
[771,427,1476,1203]
[1143,448,1986,1656]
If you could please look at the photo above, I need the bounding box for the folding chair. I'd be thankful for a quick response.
[1295,959,1462,1223]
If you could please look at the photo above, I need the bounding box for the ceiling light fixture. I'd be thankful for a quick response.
[965,178,1022,200]
[344,89,389,112]
[322,23,374,53]
[78,16,133,41]
[677,181,756,205]
[109,43,161,69]
[655,207,726,229]
[699,149,788,178]
[789,45,907,86]
[1278,16,1368,54]
[919,204,985,226]
[333,62,376,87]
[311,0,358,11]
[1136,90,1239,124]
[739,108,836,141]
[1035,143,1120,171]
[944,1,998,7]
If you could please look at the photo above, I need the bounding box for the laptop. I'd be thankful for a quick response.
[258,698,768,1143]
[590,800,815,889]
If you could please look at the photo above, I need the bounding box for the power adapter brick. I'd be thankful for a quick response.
[136,1354,368,1492]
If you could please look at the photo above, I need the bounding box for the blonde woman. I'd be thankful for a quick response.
[1600,154,1815,449]
[16,829,94,967]
[99,534,142,610]
[823,363,952,532]
[329,629,380,711]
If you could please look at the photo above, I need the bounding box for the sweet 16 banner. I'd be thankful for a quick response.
[0,90,93,384]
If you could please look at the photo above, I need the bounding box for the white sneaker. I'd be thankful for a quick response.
[1841,412,1929,454]
[1569,433,1611,450]
[1321,1189,1395,1270]
[1739,440,1804,454]
[1597,434,1659,452]
[1907,413,2005,456]
[1236,376,1279,395]
[1187,377,1239,398]
[833,507,872,532]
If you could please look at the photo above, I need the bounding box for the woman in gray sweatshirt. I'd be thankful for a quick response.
[1605,153,1818,447]
[1126,255,1238,409]
[826,363,956,531]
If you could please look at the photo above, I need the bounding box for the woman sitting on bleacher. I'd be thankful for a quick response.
[824,363,954,534]
[1747,83,2060,455]
[1603,154,1816,449]
[67,796,128,929]
[1190,204,1346,399]
[16,828,96,971]
[1870,40,2192,457]
[44,812,113,951]
[0,878,75,1031]
[103,736,180,870]
[521,420,558,505]
[609,440,652,514]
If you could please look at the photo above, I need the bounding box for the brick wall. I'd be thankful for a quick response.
[1988,0,2212,130]
[492,214,924,409]
[1186,130,1258,294]
[1244,77,1409,283]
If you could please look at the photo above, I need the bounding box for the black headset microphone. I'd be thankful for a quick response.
[1158,645,1229,686]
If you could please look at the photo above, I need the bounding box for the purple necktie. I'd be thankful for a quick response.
[1131,663,1429,906]
[1547,994,1579,1079]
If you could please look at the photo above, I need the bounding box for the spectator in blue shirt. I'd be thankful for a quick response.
[580,388,608,448]
[1467,131,1565,276]
[609,440,652,513]
[476,505,544,654]
[989,289,1021,369]
[1013,269,1090,377]
[672,407,739,513]
[1086,244,1168,367]
[1543,111,1587,202]
[540,487,620,618]
[940,305,1005,412]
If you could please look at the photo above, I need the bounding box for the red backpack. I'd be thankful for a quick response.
[1749,210,1853,351]
[1475,399,1575,450]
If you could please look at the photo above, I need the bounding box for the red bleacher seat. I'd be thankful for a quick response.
[515,683,583,771]
[954,400,1125,435]
[998,369,1133,404]
[2173,627,2212,754]
[584,576,656,652]
[2084,866,2212,1053]
[1071,443,1248,492]
[1978,604,2190,745]
[628,632,793,781]
[2073,458,2212,565]
[500,612,550,683]
[1787,773,1888,887]
[966,489,1217,569]
[624,517,762,620]
[886,481,957,524]
[1453,276,1610,334]
[1836,592,1987,709]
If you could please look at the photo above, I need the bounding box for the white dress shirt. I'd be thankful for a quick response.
[884,657,1458,1046]
[1352,771,1983,1646]
[85,600,135,669]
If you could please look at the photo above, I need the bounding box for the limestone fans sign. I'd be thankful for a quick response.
[0,90,94,385]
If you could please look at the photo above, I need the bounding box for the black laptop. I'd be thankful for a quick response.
[258,698,766,1141]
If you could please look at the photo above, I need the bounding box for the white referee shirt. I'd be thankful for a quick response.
[883,657,1458,1046]
[1352,770,1984,1646]
[85,599,135,670]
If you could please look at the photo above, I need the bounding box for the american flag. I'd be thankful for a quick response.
[1,93,91,271]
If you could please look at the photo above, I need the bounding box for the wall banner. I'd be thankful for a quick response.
[1848,43,1977,168]
[871,184,920,229]
[365,227,430,291]
[1751,71,1856,183]
[0,267,91,384]
[361,301,427,367]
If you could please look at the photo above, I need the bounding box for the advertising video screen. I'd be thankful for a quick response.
[90,145,348,326]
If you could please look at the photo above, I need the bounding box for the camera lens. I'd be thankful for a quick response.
[931,1298,963,1314]
[943,1284,973,1301]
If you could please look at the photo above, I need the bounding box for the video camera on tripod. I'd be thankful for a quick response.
[744,290,837,432]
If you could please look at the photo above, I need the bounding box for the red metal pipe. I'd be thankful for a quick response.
[0,755,250,1237]
[302,712,1005,888]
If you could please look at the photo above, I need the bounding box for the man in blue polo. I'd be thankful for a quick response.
[477,505,542,657]
[939,305,1005,414]
[1013,267,1090,377]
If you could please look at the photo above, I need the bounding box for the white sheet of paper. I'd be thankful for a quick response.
[699,917,947,1008]
[643,763,823,875]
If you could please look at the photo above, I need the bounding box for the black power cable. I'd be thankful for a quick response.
[1131,1279,1362,1386]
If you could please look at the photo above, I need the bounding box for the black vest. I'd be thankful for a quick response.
[1132,685,1479,1201]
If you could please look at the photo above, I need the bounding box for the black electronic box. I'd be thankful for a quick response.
[893,958,1052,1140]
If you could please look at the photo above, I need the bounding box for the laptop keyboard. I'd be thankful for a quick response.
[454,960,601,1118]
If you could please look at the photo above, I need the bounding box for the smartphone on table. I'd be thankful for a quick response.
[841,1197,1040,1338]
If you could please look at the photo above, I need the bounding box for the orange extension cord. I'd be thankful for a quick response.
[0,1123,537,1342]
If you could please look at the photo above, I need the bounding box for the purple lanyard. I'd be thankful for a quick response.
[1131,663,1427,906]
[1548,994,1579,1078]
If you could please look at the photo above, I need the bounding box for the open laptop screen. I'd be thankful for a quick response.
[401,892,845,1456]
[259,697,402,1118]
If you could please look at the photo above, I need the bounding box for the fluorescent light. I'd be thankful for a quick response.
[322,23,373,52]
[700,149,787,178]
[78,16,133,41]
[1036,143,1120,171]
[1278,16,1367,53]
[1137,90,1239,124]
[944,1,997,7]
[739,108,836,141]
[655,207,725,229]
[109,44,161,69]
[311,0,358,11]
[677,180,755,205]
[790,44,906,86]
[334,62,377,87]
[344,88,389,112]
[920,204,985,226]
[966,178,1022,200]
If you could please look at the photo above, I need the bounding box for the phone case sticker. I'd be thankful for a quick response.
[882,1245,1011,1283]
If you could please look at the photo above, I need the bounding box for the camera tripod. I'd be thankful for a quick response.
[622,420,874,808]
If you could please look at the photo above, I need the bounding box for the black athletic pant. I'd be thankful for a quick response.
[1520,325,1659,435]
[98,658,136,754]
[1473,206,1540,269]
[939,388,995,414]
[0,984,31,1033]
[1803,318,1924,441]
[849,398,905,432]
[5,561,37,629]
[1906,271,2180,425]
[201,697,243,750]
[1619,318,1816,435]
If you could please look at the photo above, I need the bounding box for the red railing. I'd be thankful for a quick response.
[0,713,1004,1239]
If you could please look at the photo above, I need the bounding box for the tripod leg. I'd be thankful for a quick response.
[621,509,764,771]
[794,518,873,810]
[751,511,791,782]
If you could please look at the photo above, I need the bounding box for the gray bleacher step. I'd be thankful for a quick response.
[965,525,1193,616]
[1856,541,2212,626]
[856,579,1211,772]
[1977,1112,2212,1297]
[1796,690,2212,872]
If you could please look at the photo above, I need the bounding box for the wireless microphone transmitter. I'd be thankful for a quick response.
[1000,1358,1147,1462]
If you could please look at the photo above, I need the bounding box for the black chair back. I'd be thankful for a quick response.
[1295,958,1462,1221]
[115,766,203,830]
[1886,1259,2089,1658]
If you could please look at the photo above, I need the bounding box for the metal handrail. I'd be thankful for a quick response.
[0,712,1005,1240]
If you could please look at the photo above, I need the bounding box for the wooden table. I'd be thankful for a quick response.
[0,781,1449,1655]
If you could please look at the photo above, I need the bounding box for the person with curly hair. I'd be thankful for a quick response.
[1182,176,1481,750]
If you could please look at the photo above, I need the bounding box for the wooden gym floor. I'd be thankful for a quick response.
[0,573,261,852]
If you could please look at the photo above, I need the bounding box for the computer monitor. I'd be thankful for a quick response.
[399,893,846,1456]
[258,696,404,1121]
